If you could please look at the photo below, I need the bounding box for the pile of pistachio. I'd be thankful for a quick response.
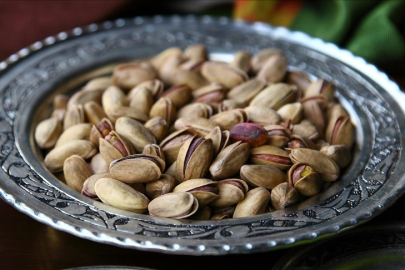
[35,45,354,220]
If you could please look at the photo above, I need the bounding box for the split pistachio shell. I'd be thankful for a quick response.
[177,102,213,119]
[55,123,92,147]
[144,117,169,142]
[245,106,281,126]
[110,154,164,183]
[173,178,219,207]
[325,104,354,148]
[250,83,297,110]
[149,97,177,124]
[145,174,176,200]
[99,131,135,165]
[174,117,217,137]
[81,172,111,199]
[164,161,177,179]
[142,144,165,164]
[233,187,271,218]
[210,109,248,130]
[95,177,150,213]
[256,53,288,83]
[305,79,335,102]
[320,145,352,169]
[192,83,226,105]
[218,99,244,113]
[240,165,287,189]
[63,104,85,130]
[230,51,252,73]
[289,148,340,181]
[44,140,97,172]
[292,120,320,141]
[204,127,230,156]
[90,153,109,174]
[63,155,93,193]
[159,128,196,165]
[227,78,267,105]
[286,71,311,97]
[35,117,62,149]
[180,58,205,72]
[250,145,292,171]
[51,108,66,122]
[161,84,192,108]
[84,101,108,126]
[184,44,207,60]
[176,136,213,183]
[271,182,299,210]
[277,102,303,124]
[158,54,185,85]
[112,62,157,91]
[264,124,291,148]
[210,141,250,180]
[135,79,164,98]
[90,118,114,146]
[128,86,154,115]
[53,94,69,110]
[201,62,248,89]
[210,179,248,208]
[148,192,198,219]
[251,48,283,73]
[83,76,112,92]
[288,163,322,197]
[286,134,317,150]
[302,99,325,138]
[115,116,156,153]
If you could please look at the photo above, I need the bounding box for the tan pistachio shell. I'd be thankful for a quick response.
[286,134,317,150]
[201,62,248,89]
[164,161,177,180]
[128,86,154,115]
[233,187,271,218]
[35,117,62,149]
[63,155,93,193]
[250,145,292,171]
[81,172,111,199]
[174,117,217,137]
[173,178,219,207]
[55,123,92,147]
[204,127,230,156]
[291,120,320,141]
[148,192,198,219]
[177,102,213,119]
[101,86,128,116]
[302,99,326,138]
[171,69,209,91]
[142,144,165,165]
[256,53,288,83]
[150,47,183,70]
[227,78,267,105]
[109,154,165,184]
[44,140,97,172]
[149,97,177,124]
[218,99,244,113]
[84,101,108,126]
[325,104,354,148]
[115,116,156,153]
[134,79,164,98]
[240,164,287,190]
[63,104,85,130]
[264,124,291,148]
[320,145,352,169]
[158,54,186,85]
[144,117,169,142]
[277,102,303,124]
[286,71,311,97]
[145,174,176,200]
[209,141,250,180]
[95,177,150,213]
[287,163,322,197]
[90,118,114,146]
[83,76,112,92]
[99,131,135,165]
[53,94,69,110]
[210,179,248,208]
[106,106,150,124]
[271,182,299,210]
[161,84,192,109]
[250,83,297,110]
[244,106,281,126]
[67,89,104,109]
[305,78,335,102]
[210,109,248,130]
[90,153,109,174]
[112,62,157,91]
[184,44,207,60]
[289,148,340,181]
[192,83,226,105]
[230,51,252,73]
[159,128,196,166]
[251,48,283,73]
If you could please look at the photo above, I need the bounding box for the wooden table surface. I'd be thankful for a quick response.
[0,78,404,270]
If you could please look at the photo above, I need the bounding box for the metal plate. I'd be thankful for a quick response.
[0,15,404,255]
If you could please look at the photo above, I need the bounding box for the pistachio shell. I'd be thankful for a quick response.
[107,106,150,124]
[320,145,352,169]
[271,182,299,210]
[251,48,283,73]
[83,76,112,92]
[90,153,109,174]
[63,104,85,130]
[144,117,169,142]
[286,71,311,97]
[173,178,219,207]
[191,206,212,220]
[250,145,292,171]
[227,78,267,105]
[112,63,157,91]
[184,44,207,60]
[84,101,108,126]
[99,131,135,165]
[55,123,92,147]
[210,179,248,208]
[305,79,335,102]
[134,79,164,98]
[67,89,104,109]
[233,187,271,218]
[325,104,354,148]
[277,102,303,124]
[264,124,291,148]
[95,177,149,213]
[35,117,62,149]
[177,103,213,119]
[171,69,209,91]
[245,106,281,126]
[250,83,297,110]
[204,127,230,156]
[159,128,196,166]
[90,118,114,146]
[63,155,93,193]
[53,94,69,110]
[210,109,248,130]
[174,117,217,137]
[81,172,111,199]
[230,51,252,73]
[128,86,154,115]
[240,165,287,189]
[201,62,248,89]
[148,192,198,219]
[287,163,322,197]
[142,144,165,165]
[102,86,127,116]
[256,53,288,83]
[145,174,176,200]
[161,84,192,108]
[149,97,176,124]
[150,47,183,69]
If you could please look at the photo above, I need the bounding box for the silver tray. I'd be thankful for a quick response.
[0,15,404,255]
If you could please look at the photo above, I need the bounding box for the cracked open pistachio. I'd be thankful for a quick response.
[240,164,287,190]
[173,178,219,207]
[320,145,352,169]
[150,97,177,124]
[192,83,226,106]
[142,144,165,164]
[218,99,244,113]
[177,102,213,119]
[95,177,150,213]
[204,126,230,156]
[292,120,320,141]
[286,134,317,150]
[145,174,176,200]
[233,187,271,218]
[67,89,103,109]
[251,48,283,74]
[134,79,164,98]
[244,106,281,126]
[35,117,62,149]
[171,69,209,91]
[159,128,196,166]
[99,131,135,165]
[264,125,291,148]
[127,86,154,115]
[150,47,183,70]
[144,117,168,142]
[325,104,354,148]
[256,53,288,83]
[82,172,111,199]
[161,84,192,109]
[90,153,109,174]
[277,102,303,124]
[288,163,322,197]
[286,71,311,97]
[53,94,69,110]
[63,104,85,130]
[90,118,114,146]
[305,78,335,102]
[101,86,127,116]
[271,182,299,210]
[174,117,217,137]
[250,145,292,171]
[210,179,248,208]
[184,44,207,60]
[82,76,112,92]
[148,192,198,219]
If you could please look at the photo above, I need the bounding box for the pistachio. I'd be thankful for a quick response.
[161,84,192,109]
[250,145,292,171]
[320,145,352,169]
[271,182,299,210]
[209,141,250,180]
[230,51,252,73]
[150,47,183,70]
[55,123,92,148]
[229,123,268,147]
[90,153,109,174]
[184,44,207,60]
[251,48,283,74]
[256,53,288,83]
[245,106,281,126]
[145,174,176,200]
[211,205,236,217]
[302,99,326,137]
[164,161,177,179]
[149,97,177,124]
[325,104,354,148]
[63,155,93,193]
[44,140,97,172]
[173,178,219,207]
[180,58,205,72]
[112,62,157,91]
[218,99,244,113]
[115,116,156,153]
[201,62,248,89]
[177,102,213,119]
[240,164,287,189]
[291,120,320,141]
[90,118,114,146]
[51,108,66,122]
[227,78,267,105]
[174,117,217,137]
[192,83,226,105]
[142,144,165,164]
[158,55,185,85]
[144,117,169,142]
[305,78,335,102]
[286,71,311,98]
[263,125,291,148]
[171,69,209,91]
[53,94,69,110]
[67,89,104,109]
[81,172,111,199]
[250,83,297,110]
[148,192,198,219]
[106,106,150,124]
[109,154,165,183]
[95,177,150,213]
[204,127,230,156]
[35,117,62,149]
[101,86,127,116]
[127,86,154,115]
[277,102,303,124]
[286,134,317,150]
[289,148,340,181]
[159,128,196,166]
[210,179,248,208]
[99,131,135,165]
[134,79,164,98]
[84,101,108,126]
[63,104,85,130]
[210,109,248,130]
[176,136,213,182]
[233,187,271,218]
[82,76,112,92]
[287,163,322,197]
